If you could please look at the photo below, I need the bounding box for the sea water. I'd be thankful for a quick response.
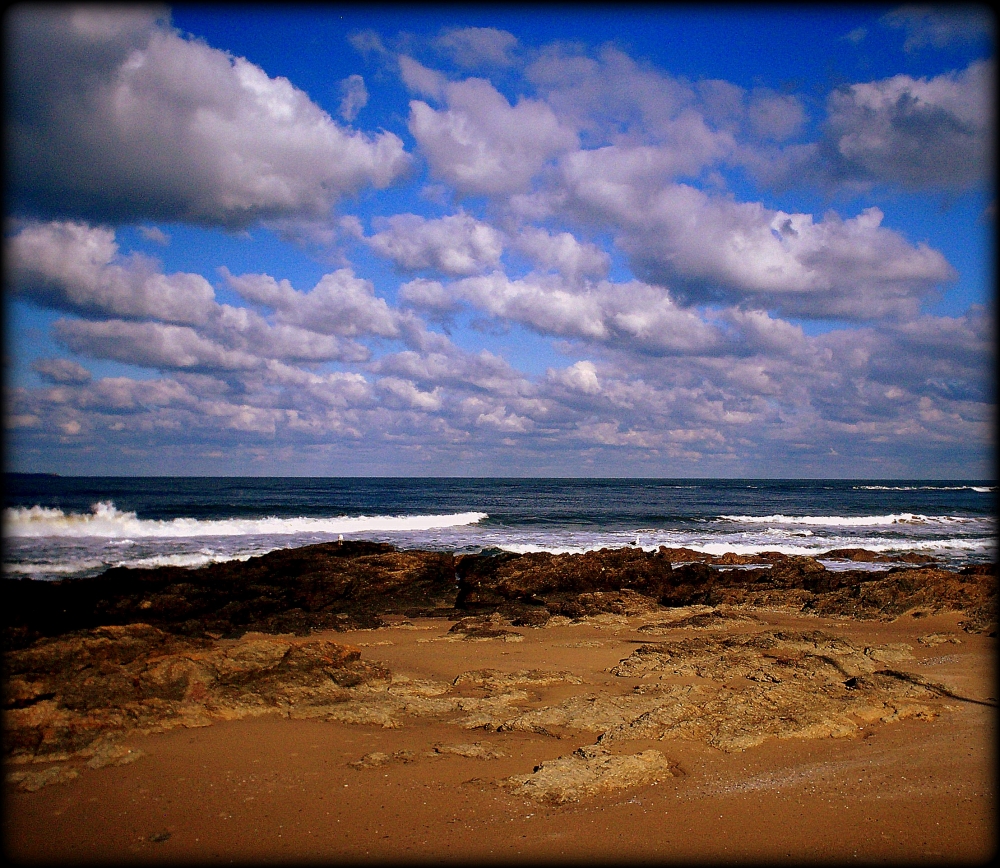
[2,476,994,581]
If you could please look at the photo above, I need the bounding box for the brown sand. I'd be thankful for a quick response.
[5,607,995,864]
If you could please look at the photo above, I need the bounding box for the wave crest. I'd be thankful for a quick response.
[3,501,489,539]
[718,513,973,527]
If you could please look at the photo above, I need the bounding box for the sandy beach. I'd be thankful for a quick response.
[5,550,996,865]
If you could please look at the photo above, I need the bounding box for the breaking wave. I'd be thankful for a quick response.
[854,485,993,493]
[718,512,973,527]
[3,501,489,539]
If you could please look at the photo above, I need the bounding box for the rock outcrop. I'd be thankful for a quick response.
[5,541,458,650]
[4,623,388,764]
[3,543,993,793]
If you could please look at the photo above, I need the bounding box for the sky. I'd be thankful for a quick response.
[3,3,995,478]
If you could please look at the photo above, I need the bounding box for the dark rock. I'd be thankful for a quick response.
[5,541,456,650]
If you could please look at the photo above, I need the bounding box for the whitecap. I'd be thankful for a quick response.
[2,501,489,539]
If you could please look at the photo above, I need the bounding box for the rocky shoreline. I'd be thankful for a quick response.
[6,541,995,649]
[4,542,996,797]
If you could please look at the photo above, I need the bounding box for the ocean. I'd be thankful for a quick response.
[2,476,995,582]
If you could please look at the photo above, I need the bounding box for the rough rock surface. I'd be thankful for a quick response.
[600,630,945,751]
[3,543,993,797]
[454,547,995,633]
[4,623,388,763]
[501,746,678,804]
[5,541,458,651]
[6,545,994,655]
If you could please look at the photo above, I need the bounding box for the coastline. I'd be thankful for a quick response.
[4,542,996,863]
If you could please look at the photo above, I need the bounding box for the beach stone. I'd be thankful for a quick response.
[918,633,963,647]
[432,742,506,759]
[502,746,678,804]
[447,614,524,641]
[6,765,79,792]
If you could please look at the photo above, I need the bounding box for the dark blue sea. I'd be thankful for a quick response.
[3,476,995,581]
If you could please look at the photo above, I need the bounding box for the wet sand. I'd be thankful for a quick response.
[5,608,995,864]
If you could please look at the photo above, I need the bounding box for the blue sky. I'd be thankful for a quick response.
[4,4,995,477]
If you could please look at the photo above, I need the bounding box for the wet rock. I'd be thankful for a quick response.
[501,746,678,804]
[456,548,675,610]
[803,567,995,629]
[5,541,457,650]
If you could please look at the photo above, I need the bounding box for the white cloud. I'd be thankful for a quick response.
[823,60,994,190]
[8,6,409,226]
[556,170,956,318]
[403,270,722,355]
[512,227,610,281]
[548,360,601,395]
[747,89,806,141]
[526,45,733,166]
[398,55,447,101]
[376,377,444,411]
[8,221,217,324]
[225,269,405,338]
[408,76,578,195]
[138,225,170,245]
[53,319,262,371]
[365,212,503,275]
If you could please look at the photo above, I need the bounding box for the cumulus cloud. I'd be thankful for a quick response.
[225,268,408,339]
[32,357,92,385]
[512,227,610,281]
[746,89,807,141]
[364,212,503,275]
[527,45,734,163]
[7,6,409,226]
[4,22,991,475]
[408,76,578,195]
[822,60,994,190]
[7,221,217,324]
[747,61,994,192]
[555,168,956,318]
[53,319,262,371]
[402,271,723,355]
[547,360,601,395]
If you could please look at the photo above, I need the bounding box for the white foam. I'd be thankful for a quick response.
[3,501,488,539]
[719,512,973,527]
[2,559,108,576]
[120,552,256,570]
[855,485,994,493]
